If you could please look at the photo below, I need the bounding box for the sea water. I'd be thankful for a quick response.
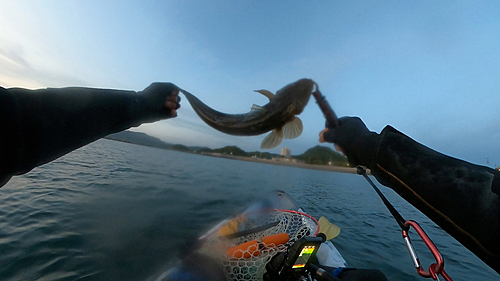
[0,139,497,281]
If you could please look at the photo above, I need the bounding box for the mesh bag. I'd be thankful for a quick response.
[199,209,319,281]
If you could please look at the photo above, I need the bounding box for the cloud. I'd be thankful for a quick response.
[0,41,89,88]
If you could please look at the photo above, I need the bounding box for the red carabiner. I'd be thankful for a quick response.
[402,220,453,281]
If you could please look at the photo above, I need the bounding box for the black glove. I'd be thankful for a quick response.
[138,82,181,122]
[323,117,380,168]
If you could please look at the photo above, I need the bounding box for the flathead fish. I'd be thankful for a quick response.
[180,78,315,149]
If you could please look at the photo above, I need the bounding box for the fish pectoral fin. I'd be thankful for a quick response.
[282,117,303,139]
[254,89,275,101]
[250,104,263,112]
[261,129,283,149]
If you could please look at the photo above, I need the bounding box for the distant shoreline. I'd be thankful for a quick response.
[200,153,359,174]
[104,137,362,174]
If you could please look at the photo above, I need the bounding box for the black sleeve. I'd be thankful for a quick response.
[370,126,500,274]
[0,86,150,184]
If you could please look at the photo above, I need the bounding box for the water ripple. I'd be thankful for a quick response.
[0,139,497,281]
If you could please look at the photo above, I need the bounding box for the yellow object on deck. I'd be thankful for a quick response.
[318,216,341,240]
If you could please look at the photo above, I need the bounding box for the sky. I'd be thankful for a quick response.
[1,1,499,167]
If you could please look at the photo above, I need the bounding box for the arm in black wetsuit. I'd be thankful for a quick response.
[0,82,181,187]
[319,117,500,274]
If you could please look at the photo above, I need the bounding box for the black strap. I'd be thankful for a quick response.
[356,166,410,231]
[222,221,280,239]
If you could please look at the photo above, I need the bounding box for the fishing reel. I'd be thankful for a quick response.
[264,234,338,281]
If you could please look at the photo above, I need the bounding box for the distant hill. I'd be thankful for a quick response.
[247,151,280,159]
[171,144,192,152]
[188,146,212,152]
[105,131,172,149]
[295,145,348,166]
[197,146,245,156]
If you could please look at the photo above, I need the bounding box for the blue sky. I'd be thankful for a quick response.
[1,1,499,167]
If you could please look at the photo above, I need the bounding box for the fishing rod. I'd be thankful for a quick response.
[312,83,452,280]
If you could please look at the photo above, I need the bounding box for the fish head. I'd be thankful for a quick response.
[275,78,315,115]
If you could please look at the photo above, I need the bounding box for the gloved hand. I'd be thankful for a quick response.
[319,117,380,168]
[138,82,181,122]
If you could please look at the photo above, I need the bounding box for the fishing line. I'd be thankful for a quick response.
[356,165,409,231]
